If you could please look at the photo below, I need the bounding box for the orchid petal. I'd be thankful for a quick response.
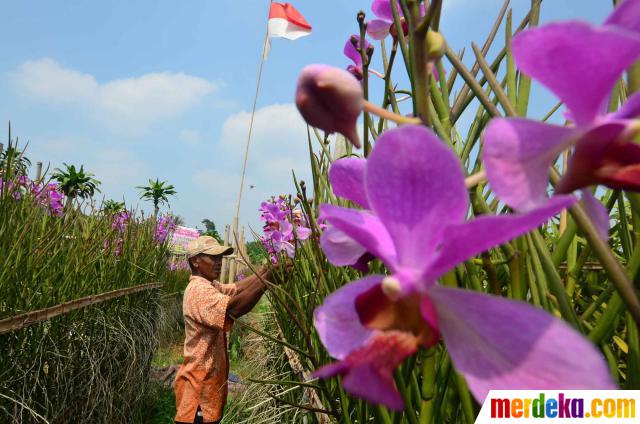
[329,157,370,208]
[428,285,616,403]
[605,0,640,34]
[314,275,383,360]
[513,22,640,126]
[366,125,468,270]
[320,224,368,267]
[558,121,632,193]
[425,195,576,283]
[344,35,363,67]
[580,190,609,241]
[367,19,392,40]
[483,118,577,211]
[599,164,640,191]
[313,330,419,410]
[320,204,397,267]
[296,226,312,241]
[372,0,399,21]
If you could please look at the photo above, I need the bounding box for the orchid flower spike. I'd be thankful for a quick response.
[344,35,372,80]
[295,64,363,148]
[314,124,614,410]
[483,0,640,239]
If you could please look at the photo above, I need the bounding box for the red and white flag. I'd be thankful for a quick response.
[264,2,312,59]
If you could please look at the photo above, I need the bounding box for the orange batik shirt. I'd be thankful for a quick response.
[174,275,237,423]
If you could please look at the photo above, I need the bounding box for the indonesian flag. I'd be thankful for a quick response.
[264,3,312,59]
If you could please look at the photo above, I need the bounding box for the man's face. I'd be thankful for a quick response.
[193,254,223,281]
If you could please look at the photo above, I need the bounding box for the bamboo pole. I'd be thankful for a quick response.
[221,224,230,282]
[0,282,162,335]
[35,161,43,181]
[230,1,272,261]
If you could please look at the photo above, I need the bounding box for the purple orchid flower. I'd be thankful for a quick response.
[344,35,371,80]
[112,211,131,233]
[260,198,312,261]
[366,0,422,40]
[483,0,640,238]
[313,125,613,410]
[319,157,375,272]
[154,215,176,244]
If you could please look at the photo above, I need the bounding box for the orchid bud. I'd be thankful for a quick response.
[295,65,364,148]
[426,30,445,59]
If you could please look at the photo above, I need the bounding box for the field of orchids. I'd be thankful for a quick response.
[247,0,640,423]
[0,137,182,422]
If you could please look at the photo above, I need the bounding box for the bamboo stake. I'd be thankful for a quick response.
[0,282,162,335]
[35,161,43,181]
[221,224,230,282]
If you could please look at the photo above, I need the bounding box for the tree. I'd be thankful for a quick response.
[0,146,31,176]
[172,214,185,226]
[136,178,176,217]
[102,199,125,215]
[0,123,31,176]
[52,163,101,202]
[201,218,222,243]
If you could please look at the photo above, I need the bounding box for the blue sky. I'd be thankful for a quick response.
[0,1,611,234]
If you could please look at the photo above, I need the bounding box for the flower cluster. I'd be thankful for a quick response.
[168,259,189,271]
[0,175,65,216]
[154,214,177,244]
[259,196,311,263]
[111,211,131,232]
[32,182,65,216]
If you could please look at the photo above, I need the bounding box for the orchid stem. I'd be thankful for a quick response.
[551,168,640,327]
[418,348,437,424]
[363,100,421,124]
[464,170,486,189]
[408,0,432,126]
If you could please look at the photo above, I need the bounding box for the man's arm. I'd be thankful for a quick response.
[226,267,270,319]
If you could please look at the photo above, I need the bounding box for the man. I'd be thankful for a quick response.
[174,236,272,424]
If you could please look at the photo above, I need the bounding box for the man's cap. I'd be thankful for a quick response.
[186,236,234,258]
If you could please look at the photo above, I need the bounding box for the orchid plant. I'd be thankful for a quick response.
[259,0,640,422]
[259,196,312,263]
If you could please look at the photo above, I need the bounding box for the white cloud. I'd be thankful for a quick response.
[179,129,203,146]
[8,58,219,133]
[212,103,313,230]
[219,103,310,177]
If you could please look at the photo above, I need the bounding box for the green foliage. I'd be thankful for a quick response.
[0,144,174,422]
[201,218,223,243]
[52,162,101,200]
[137,178,177,216]
[246,240,268,264]
[0,124,31,176]
[102,199,126,214]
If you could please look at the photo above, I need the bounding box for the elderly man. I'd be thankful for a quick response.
[174,236,272,424]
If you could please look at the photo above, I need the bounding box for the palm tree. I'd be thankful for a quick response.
[0,123,31,176]
[52,163,101,203]
[136,178,176,216]
[102,199,126,215]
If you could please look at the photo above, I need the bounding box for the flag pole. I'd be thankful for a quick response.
[230,0,273,273]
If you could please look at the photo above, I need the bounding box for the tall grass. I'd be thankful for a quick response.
[0,139,174,422]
